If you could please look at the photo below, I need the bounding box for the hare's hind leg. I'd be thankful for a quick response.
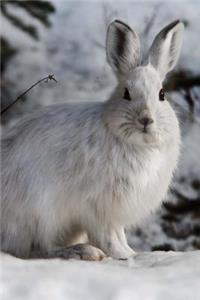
[47,244,106,261]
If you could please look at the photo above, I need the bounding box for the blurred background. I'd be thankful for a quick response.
[1,0,200,252]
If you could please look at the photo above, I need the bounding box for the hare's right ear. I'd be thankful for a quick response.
[106,20,140,78]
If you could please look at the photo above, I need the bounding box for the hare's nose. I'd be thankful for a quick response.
[139,117,154,127]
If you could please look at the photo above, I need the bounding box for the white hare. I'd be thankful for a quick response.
[1,20,184,260]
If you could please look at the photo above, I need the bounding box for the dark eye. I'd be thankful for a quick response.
[123,88,131,101]
[159,88,165,101]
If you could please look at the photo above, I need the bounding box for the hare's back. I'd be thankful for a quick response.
[3,102,103,150]
[2,102,105,185]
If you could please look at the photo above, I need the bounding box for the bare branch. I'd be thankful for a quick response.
[1,74,57,115]
[142,4,160,39]
[90,3,118,51]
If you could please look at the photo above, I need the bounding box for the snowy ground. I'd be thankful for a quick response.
[1,251,200,300]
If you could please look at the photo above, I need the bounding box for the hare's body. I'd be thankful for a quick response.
[1,100,180,258]
[1,20,184,259]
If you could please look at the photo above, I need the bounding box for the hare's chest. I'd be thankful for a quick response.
[117,146,179,225]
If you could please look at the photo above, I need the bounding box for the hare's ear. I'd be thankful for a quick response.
[148,20,184,81]
[106,20,140,77]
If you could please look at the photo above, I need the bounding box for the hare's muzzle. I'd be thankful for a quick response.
[138,116,154,133]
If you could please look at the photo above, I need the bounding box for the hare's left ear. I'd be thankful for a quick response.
[106,20,140,78]
[148,20,184,81]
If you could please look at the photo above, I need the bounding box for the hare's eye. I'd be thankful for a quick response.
[123,88,131,101]
[159,89,165,101]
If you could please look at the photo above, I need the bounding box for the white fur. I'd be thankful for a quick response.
[1,20,184,259]
[106,20,140,78]
[148,20,184,80]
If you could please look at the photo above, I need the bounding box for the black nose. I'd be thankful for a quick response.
[139,117,154,127]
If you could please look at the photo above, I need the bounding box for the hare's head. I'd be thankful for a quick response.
[104,20,184,147]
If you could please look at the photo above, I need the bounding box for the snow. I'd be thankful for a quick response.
[2,1,200,107]
[1,251,200,300]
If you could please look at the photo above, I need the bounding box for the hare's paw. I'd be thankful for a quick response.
[48,244,106,261]
[109,248,136,260]
[90,228,136,260]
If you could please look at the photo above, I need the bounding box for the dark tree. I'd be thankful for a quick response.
[1,0,55,74]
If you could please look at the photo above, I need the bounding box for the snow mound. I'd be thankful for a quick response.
[1,251,200,300]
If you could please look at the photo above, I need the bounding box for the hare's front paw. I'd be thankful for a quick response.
[90,228,136,260]
[109,248,136,260]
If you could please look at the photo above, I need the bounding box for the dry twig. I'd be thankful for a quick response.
[1,74,57,115]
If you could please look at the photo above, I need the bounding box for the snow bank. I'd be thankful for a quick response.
[1,251,200,300]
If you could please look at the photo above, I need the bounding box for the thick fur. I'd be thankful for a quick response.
[1,20,183,259]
